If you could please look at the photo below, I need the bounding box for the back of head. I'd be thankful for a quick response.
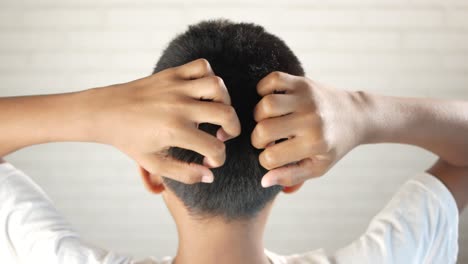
[153,19,304,221]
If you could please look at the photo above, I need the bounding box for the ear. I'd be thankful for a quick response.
[139,166,166,194]
[282,182,304,194]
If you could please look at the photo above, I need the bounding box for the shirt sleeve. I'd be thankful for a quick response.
[0,162,133,264]
[331,173,459,264]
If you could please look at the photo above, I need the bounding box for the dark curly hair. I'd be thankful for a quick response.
[153,19,304,221]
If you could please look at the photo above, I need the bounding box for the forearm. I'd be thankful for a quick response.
[0,90,97,157]
[358,93,468,166]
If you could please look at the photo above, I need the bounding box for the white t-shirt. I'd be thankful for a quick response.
[0,162,459,264]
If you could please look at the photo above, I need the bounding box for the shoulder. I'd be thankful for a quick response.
[333,172,459,264]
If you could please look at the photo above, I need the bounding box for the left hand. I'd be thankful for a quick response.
[91,59,241,184]
[251,72,366,187]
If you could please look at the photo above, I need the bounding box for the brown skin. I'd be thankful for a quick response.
[252,72,364,188]
[140,169,296,264]
[140,71,467,264]
[1,59,466,263]
[252,71,468,210]
[0,59,241,184]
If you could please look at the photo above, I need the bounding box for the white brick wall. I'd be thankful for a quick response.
[0,0,467,262]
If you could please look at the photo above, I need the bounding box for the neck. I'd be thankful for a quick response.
[173,216,271,264]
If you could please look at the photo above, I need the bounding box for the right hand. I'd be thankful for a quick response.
[252,72,366,188]
[90,59,241,184]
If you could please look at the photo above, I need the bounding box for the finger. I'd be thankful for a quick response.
[251,113,299,149]
[188,101,241,140]
[216,127,233,142]
[259,137,326,170]
[176,58,215,80]
[257,71,299,96]
[141,154,214,184]
[181,75,231,105]
[253,93,302,122]
[261,158,325,187]
[171,126,226,168]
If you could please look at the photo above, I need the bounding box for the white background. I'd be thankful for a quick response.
[0,0,467,262]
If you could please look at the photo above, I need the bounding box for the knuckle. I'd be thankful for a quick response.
[260,150,277,169]
[163,67,176,76]
[211,142,226,164]
[298,78,313,92]
[251,127,263,149]
[196,58,211,72]
[314,110,325,126]
[209,75,224,88]
[267,74,280,88]
[227,106,238,122]
[320,140,332,153]
[220,105,237,122]
[303,113,325,139]
[262,95,277,114]
[162,122,178,143]
[269,71,283,82]
[255,122,270,142]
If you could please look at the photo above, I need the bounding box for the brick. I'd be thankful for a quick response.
[0,32,67,51]
[301,51,441,71]
[1,0,468,262]
[27,51,156,71]
[0,30,180,52]
[361,9,444,28]
[105,8,185,29]
[0,9,105,29]
[273,30,326,52]
[187,8,362,29]
[65,31,153,51]
[446,10,468,28]
[0,71,144,96]
[323,31,400,51]
[442,54,468,70]
[402,32,468,51]
[273,9,361,28]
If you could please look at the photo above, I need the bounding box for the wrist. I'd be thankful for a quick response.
[348,90,381,146]
[76,86,116,145]
[5,90,102,146]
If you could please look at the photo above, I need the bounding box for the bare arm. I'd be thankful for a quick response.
[0,59,241,184]
[360,94,468,211]
[0,92,95,157]
[361,94,468,167]
[252,72,468,211]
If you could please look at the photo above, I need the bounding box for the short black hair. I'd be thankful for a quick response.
[153,19,304,221]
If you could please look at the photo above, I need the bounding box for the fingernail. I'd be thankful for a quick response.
[261,177,277,188]
[217,128,231,142]
[201,175,214,183]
